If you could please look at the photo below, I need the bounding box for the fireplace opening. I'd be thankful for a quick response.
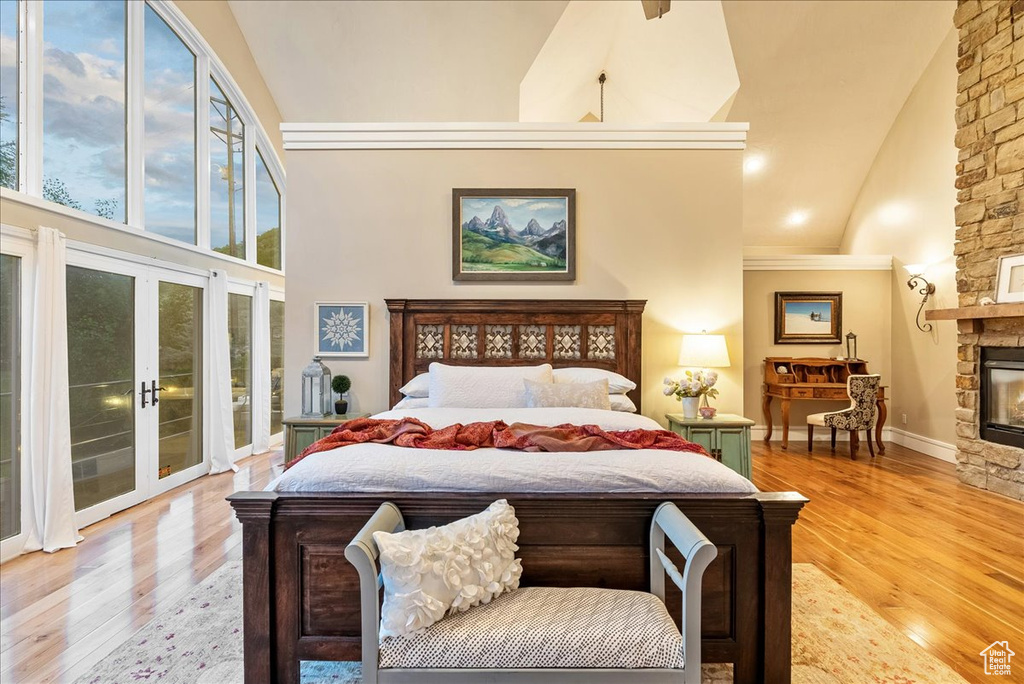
[980,347,1024,449]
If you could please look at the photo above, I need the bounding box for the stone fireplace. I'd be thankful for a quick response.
[952,0,1024,500]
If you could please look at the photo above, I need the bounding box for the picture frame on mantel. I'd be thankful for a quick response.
[452,188,576,282]
[995,253,1024,303]
[774,292,843,344]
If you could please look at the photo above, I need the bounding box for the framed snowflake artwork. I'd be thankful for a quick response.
[315,302,369,357]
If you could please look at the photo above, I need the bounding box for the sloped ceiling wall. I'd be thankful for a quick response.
[519,1,739,123]
[226,0,955,251]
[723,0,954,248]
[225,0,567,122]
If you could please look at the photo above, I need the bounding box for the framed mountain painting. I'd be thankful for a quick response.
[452,188,576,281]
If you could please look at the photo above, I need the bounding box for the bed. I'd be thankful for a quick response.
[228,299,807,684]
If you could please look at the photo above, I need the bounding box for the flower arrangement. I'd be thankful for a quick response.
[663,369,720,406]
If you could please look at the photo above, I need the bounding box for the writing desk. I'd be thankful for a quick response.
[762,357,887,452]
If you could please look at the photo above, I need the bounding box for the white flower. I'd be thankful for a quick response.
[451,584,483,612]
[663,385,675,396]
[321,310,361,350]
[663,376,673,385]
[396,590,446,634]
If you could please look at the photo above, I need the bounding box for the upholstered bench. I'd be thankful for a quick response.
[345,501,717,684]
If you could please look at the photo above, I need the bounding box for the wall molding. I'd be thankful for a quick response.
[751,425,956,463]
[743,254,893,271]
[280,122,750,150]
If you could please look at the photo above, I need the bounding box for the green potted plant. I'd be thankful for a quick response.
[331,374,352,415]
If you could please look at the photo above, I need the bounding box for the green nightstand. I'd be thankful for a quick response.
[282,414,370,462]
[666,413,754,479]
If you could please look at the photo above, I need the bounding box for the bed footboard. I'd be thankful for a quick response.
[229,491,806,684]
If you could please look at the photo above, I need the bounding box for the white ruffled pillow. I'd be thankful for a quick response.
[553,367,636,394]
[373,500,523,639]
[427,363,553,408]
[524,378,611,410]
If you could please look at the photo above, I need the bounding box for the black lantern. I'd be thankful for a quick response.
[845,331,858,361]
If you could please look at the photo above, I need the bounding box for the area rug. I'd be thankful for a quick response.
[75,563,969,684]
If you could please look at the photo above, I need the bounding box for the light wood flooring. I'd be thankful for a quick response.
[1,441,1022,684]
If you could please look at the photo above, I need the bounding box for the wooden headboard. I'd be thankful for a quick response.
[386,299,646,411]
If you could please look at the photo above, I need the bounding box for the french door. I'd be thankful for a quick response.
[66,252,208,528]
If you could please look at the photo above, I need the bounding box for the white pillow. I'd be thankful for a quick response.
[392,396,429,410]
[609,394,638,413]
[373,500,523,639]
[399,373,430,398]
[427,363,553,409]
[553,367,636,395]
[524,378,611,410]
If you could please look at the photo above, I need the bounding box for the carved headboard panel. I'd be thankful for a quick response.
[386,299,646,411]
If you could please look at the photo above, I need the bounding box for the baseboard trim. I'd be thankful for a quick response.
[751,426,956,462]
[887,428,957,463]
[751,426,890,443]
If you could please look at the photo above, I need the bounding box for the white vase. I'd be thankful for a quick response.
[681,396,700,419]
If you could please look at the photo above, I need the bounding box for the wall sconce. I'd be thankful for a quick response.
[904,264,935,333]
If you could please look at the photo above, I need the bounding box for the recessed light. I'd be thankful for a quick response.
[786,210,809,227]
[743,154,766,175]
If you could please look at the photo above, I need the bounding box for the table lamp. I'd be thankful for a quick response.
[677,332,731,418]
[678,332,731,369]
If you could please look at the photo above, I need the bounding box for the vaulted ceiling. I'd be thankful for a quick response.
[227,0,955,250]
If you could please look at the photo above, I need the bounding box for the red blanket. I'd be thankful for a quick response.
[286,417,710,470]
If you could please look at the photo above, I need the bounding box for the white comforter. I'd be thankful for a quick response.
[269,408,757,495]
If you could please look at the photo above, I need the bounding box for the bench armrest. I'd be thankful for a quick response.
[344,502,405,683]
[649,502,718,683]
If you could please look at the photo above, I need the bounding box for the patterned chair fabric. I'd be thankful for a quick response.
[815,374,880,431]
[379,586,683,670]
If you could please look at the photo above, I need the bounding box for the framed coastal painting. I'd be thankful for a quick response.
[315,302,369,357]
[774,292,842,344]
[452,188,576,281]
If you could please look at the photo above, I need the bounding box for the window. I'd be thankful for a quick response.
[3,0,284,270]
[0,0,18,190]
[144,4,197,244]
[228,292,251,449]
[0,254,21,540]
[269,299,284,436]
[210,78,245,260]
[42,0,126,222]
[255,150,281,270]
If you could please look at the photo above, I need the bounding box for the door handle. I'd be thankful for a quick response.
[151,380,167,405]
[140,381,150,409]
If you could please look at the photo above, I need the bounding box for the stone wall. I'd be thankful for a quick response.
[953,0,1024,500]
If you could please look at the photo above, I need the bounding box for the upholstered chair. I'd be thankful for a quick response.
[806,374,881,457]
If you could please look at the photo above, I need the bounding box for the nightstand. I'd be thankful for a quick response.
[282,414,370,462]
[665,413,754,479]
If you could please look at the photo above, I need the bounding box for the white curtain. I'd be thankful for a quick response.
[251,281,271,454]
[208,269,238,474]
[23,227,81,553]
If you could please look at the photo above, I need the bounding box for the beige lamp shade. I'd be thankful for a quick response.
[679,333,730,368]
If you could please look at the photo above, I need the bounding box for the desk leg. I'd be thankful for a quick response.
[876,400,887,455]
[762,394,774,442]
[781,399,790,450]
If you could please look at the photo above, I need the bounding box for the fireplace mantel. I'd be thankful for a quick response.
[925,303,1024,321]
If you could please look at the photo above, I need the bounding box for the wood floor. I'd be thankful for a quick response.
[1,441,1022,684]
